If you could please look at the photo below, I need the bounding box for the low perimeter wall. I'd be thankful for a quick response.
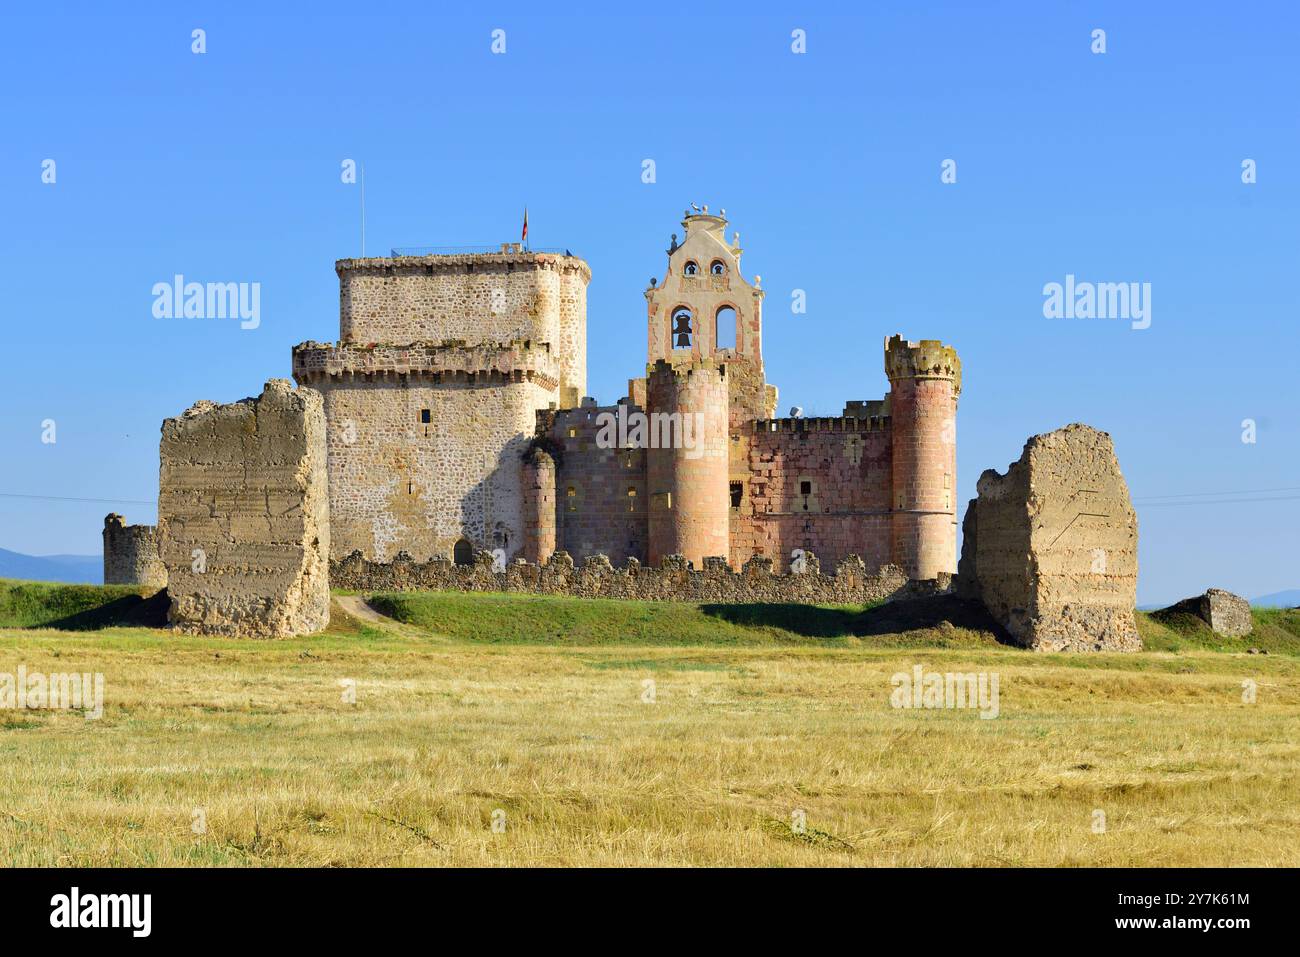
[330,549,952,605]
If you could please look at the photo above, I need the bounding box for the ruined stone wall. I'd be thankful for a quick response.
[332,548,952,606]
[305,375,553,563]
[958,423,1139,652]
[734,416,893,572]
[547,403,650,567]
[158,379,330,637]
[1166,589,1253,637]
[336,251,589,403]
[102,513,167,589]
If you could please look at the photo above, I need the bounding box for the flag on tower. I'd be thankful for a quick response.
[522,207,529,244]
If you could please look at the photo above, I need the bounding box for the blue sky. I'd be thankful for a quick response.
[1,1,1296,604]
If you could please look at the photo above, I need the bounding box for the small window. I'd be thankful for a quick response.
[420,408,431,424]
[715,306,737,351]
[566,486,577,511]
[567,427,577,438]
[627,486,638,511]
[730,481,743,509]
[683,261,699,276]
[710,260,726,276]
[800,481,812,496]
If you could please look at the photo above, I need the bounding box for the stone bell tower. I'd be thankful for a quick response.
[640,208,776,430]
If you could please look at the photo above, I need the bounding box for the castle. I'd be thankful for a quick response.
[290,208,961,579]
[104,207,1142,652]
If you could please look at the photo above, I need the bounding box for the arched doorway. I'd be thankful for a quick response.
[453,539,474,566]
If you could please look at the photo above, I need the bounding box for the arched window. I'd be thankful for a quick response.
[683,261,698,276]
[453,539,474,565]
[710,260,726,276]
[715,306,737,351]
[671,307,693,349]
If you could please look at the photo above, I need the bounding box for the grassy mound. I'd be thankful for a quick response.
[0,578,168,630]
[1137,606,1300,656]
[367,590,1007,648]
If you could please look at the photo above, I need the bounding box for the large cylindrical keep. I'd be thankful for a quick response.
[885,337,961,580]
[646,360,730,568]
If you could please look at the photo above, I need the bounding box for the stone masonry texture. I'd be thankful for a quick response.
[102,513,168,589]
[332,548,954,606]
[281,213,961,590]
[158,379,330,637]
[1167,589,1253,637]
[958,423,1139,652]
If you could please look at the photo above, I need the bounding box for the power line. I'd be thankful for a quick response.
[1136,495,1300,508]
[0,492,154,506]
[1133,485,1300,502]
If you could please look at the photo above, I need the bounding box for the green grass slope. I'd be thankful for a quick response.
[4,576,1299,656]
[367,591,1007,648]
[0,578,167,630]
[1137,606,1300,655]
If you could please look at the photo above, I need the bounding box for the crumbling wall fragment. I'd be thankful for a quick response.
[158,379,330,637]
[1166,588,1253,637]
[958,423,1139,651]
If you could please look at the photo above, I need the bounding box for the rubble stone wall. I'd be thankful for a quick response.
[332,548,952,606]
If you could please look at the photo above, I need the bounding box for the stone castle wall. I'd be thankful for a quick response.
[545,403,650,567]
[158,379,331,637]
[102,513,168,588]
[306,376,554,563]
[734,415,894,572]
[336,251,588,402]
[331,548,952,606]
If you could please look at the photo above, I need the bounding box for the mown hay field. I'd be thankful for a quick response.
[1,582,1296,866]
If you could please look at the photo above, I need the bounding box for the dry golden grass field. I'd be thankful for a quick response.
[0,581,1297,867]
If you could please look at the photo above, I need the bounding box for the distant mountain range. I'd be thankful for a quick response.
[0,548,101,584]
[1251,589,1300,608]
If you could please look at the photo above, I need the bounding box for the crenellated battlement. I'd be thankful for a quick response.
[292,338,561,390]
[645,357,728,383]
[754,413,891,433]
[336,248,591,282]
[884,334,962,396]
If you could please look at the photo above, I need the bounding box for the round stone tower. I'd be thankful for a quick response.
[646,359,730,568]
[522,445,557,565]
[884,335,962,580]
